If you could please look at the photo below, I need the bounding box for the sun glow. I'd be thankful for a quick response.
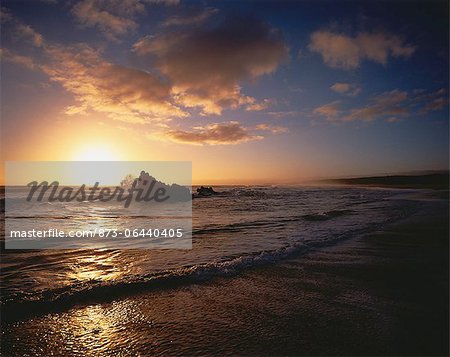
[73,146,119,161]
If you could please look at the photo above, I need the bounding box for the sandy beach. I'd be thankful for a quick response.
[2,195,448,356]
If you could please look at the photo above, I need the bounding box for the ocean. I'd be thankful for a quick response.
[1,185,420,313]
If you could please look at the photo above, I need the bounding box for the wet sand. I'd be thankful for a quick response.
[1,199,448,356]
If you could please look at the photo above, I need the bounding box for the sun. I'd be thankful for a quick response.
[73,145,119,161]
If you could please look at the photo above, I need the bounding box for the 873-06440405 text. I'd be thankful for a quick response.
[9,228,185,239]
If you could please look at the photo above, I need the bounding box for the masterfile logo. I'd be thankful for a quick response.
[4,161,192,249]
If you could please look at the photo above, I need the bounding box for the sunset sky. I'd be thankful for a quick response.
[1,0,448,184]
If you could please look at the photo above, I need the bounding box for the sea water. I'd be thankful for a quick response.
[0,186,420,308]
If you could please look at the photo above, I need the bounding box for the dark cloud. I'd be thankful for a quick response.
[134,15,289,114]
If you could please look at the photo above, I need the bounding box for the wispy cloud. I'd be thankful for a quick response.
[1,7,13,22]
[385,117,403,123]
[309,30,415,70]
[133,15,289,115]
[1,7,44,47]
[71,0,145,40]
[413,88,449,113]
[255,123,288,134]
[161,7,218,27]
[245,99,273,112]
[345,90,409,122]
[330,82,361,96]
[423,97,449,112]
[1,48,37,70]
[15,23,44,46]
[313,100,341,119]
[267,111,299,118]
[70,0,178,40]
[313,88,448,123]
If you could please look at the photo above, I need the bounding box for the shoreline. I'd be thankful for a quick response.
[1,197,448,355]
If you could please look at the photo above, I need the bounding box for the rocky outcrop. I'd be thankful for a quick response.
[121,171,191,202]
[194,186,218,197]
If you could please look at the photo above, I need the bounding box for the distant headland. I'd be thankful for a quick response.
[318,172,449,190]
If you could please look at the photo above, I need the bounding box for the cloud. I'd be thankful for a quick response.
[1,8,44,47]
[2,8,185,122]
[330,82,351,93]
[423,97,449,112]
[413,88,449,113]
[314,88,447,123]
[160,121,263,145]
[41,44,186,123]
[255,123,287,134]
[16,23,44,47]
[413,87,445,100]
[344,105,408,122]
[313,100,341,119]
[0,7,13,22]
[344,90,409,122]
[162,7,218,27]
[71,0,147,39]
[146,0,180,4]
[385,117,402,123]
[71,0,183,40]
[133,15,288,114]
[245,98,273,112]
[1,48,37,70]
[309,30,415,69]
[373,89,408,106]
[267,111,299,118]
[313,89,411,122]
[330,82,361,96]
[1,9,287,147]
